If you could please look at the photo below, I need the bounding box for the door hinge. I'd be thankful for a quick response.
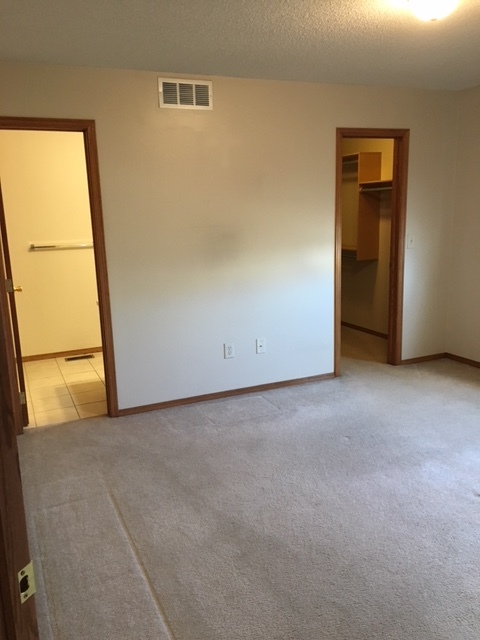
[20,391,26,405]
[5,278,13,293]
[18,561,36,604]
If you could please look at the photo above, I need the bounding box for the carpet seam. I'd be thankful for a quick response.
[107,489,177,640]
[31,511,56,640]
[28,490,107,513]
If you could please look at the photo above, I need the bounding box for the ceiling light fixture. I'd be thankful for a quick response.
[408,0,459,21]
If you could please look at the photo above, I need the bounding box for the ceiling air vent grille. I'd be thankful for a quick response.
[158,78,213,110]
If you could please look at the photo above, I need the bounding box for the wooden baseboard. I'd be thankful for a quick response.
[401,352,480,368]
[400,353,446,365]
[22,347,102,362]
[445,353,480,369]
[341,321,388,340]
[118,373,335,416]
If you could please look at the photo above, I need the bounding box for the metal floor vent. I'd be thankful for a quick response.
[65,354,95,361]
[158,78,213,110]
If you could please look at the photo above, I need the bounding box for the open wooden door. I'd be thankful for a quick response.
[0,185,39,638]
[0,180,28,432]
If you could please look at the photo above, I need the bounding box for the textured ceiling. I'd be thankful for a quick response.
[1,0,479,90]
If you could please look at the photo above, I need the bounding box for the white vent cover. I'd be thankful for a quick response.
[158,78,213,110]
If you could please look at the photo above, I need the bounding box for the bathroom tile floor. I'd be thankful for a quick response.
[24,352,106,427]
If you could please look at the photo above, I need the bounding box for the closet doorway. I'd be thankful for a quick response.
[0,117,118,433]
[334,128,410,374]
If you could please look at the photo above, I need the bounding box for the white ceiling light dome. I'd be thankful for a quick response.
[409,0,460,21]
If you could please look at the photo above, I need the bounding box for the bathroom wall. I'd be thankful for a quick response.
[0,130,101,357]
[341,138,394,335]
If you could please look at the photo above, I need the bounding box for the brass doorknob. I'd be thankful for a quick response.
[13,286,23,293]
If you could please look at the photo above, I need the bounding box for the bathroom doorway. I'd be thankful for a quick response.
[0,117,118,432]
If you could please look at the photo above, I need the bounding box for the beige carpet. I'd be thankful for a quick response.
[19,327,480,639]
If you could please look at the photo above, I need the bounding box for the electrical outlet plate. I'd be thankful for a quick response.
[256,338,266,354]
[224,343,235,359]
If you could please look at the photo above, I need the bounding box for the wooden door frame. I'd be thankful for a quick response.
[0,267,38,637]
[335,128,410,374]
[0,116,118,418]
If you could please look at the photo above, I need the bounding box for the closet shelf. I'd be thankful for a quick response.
[341,152,382,261]
[359,179,392,193]
[341,247,358,259]
[342,154,360,165]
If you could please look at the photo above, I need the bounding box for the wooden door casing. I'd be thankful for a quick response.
[0,239,39,638]
[0,180,29,431]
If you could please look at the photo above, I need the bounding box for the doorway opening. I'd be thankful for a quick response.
[335,128,410,375]
[0,117,118,433]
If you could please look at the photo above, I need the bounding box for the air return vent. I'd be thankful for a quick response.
[158,78,213,110]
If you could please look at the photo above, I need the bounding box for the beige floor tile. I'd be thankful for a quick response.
[28,375,66,390]
[32,394,75,413]
[70,388,106,406]
[67,380,105,395]
[91,364,105,375]
[35,407,80,427]
[62,371,102,384]
[30,384,70,402]
[77,401,107,419]
[24,363,60,375]
[57,359,96,373]
[24,358,59,368]
[25,364,61,378]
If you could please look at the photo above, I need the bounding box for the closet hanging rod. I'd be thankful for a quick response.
[29,242,94,251]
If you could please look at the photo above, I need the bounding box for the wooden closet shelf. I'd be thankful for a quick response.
[359,179,393,192]
[342,154,360,165]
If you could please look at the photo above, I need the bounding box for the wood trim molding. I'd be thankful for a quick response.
[0,116,119,418]
[335,128,410,374]
[401,353,480,368]
[22,347,102,363]
[0,116,96,132]
[445,353,480,369]
[0,426,39,640]
[118,373,335,416]
[341,322,387,340]
[400,353,446,365]
[82,122,118,417]
[388,130,409,365]
[334,129,344,377]
[0,343,39,639]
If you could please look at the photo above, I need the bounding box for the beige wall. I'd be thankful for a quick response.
[341,139,394,335]
[447,85,480,361]
[0,63,459,408]
[0,130,101,357]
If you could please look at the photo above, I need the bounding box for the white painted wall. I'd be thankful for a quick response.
[341,139,393,335]
[0,130,101,357]
[0,63,458,408]
[446,86,480,361]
